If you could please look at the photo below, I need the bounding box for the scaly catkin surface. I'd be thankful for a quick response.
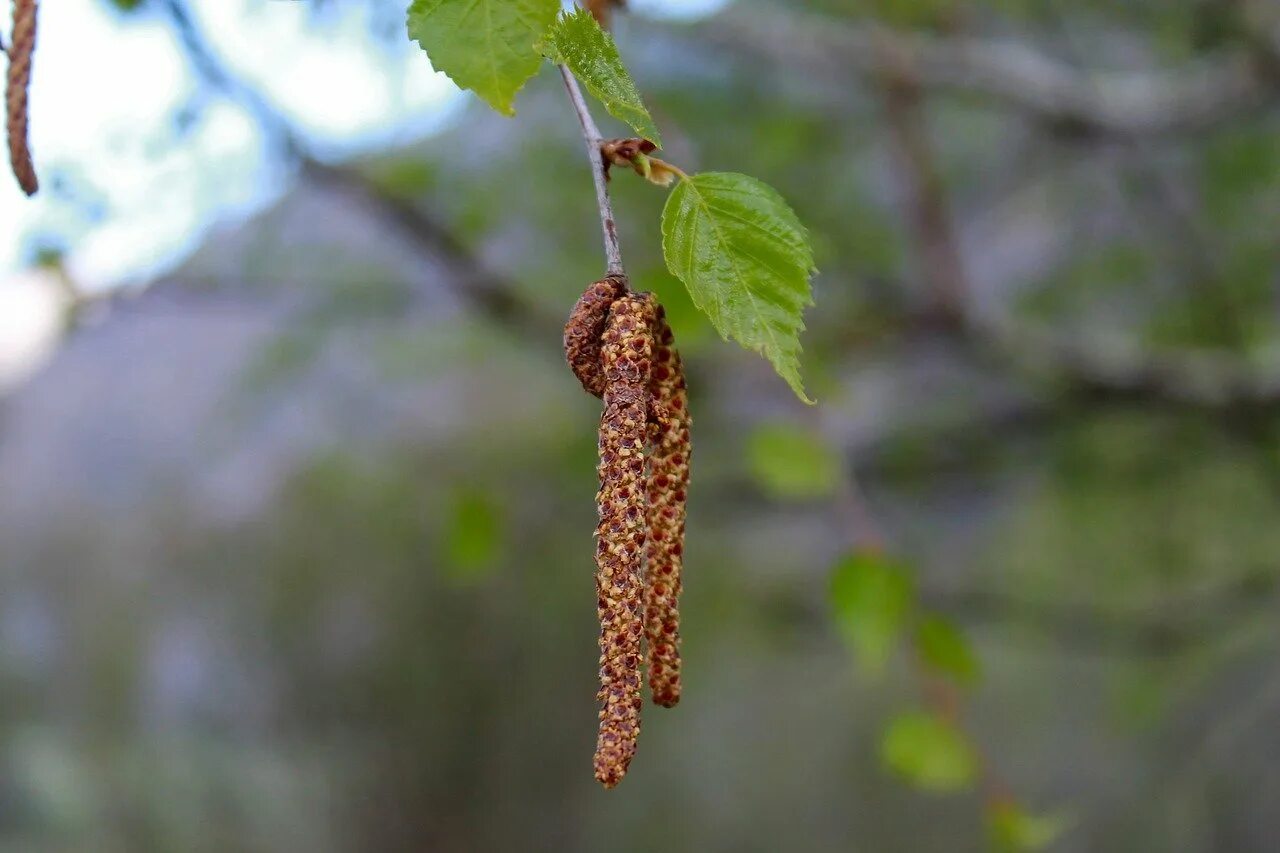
[593,292,654,788]
[645,305,690,707]
[564,274,625,398]
[6,0,37,196]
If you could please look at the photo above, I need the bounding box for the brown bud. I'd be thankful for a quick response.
[645,304,690,708]
[602,138,658,170]
[593,292,656,788]
[564,275,625,398]
[600,138,677,187]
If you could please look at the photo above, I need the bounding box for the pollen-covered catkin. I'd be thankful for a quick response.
[593,292,655,788]
[564,274,625,398]
[6,0,39,196]
[645,305,690,708]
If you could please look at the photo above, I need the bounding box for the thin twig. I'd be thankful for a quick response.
[559,65,625,278]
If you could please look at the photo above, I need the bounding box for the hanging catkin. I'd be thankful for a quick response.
[592,292,655,788]
[6,0,37,196]
[644,305,689,707]
[564,274,626,398]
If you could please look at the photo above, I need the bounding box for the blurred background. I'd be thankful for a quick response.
[1,0,1279,850]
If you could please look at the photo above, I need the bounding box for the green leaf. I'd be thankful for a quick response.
[915,615,981,686]
[830,551,914,675]
[662,172,816,402]
[747,422,838,499]
[443,488,504,579]
[987,803,1072,852]
[407,0,559,116]
[540,9,662,146]
[880,711,978,793]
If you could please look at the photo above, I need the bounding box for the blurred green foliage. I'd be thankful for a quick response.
[916,615,980,686]
[879,711,977,792]
[987,802,1072,853]
[831,551,914,675]
[747,422,838,499]
[442,486,506,578]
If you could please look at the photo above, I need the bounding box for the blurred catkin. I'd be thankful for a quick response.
[565,274,626,398]
[6,0,37,196]
[593,292,654,788]
[645,306,689,707]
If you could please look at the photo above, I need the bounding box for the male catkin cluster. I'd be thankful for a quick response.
[565,276,691,788]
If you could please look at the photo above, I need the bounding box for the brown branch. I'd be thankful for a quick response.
[559,65,625,278]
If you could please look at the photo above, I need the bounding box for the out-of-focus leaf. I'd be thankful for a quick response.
[539,9,661,146]
[915,615,980,685]
[987,802,1072,852]
[406,0,558,116]
[830,551,914,674]
[662,171,816,402]
[443,488,504,579]
[747,422,838,499]
[879,711,977,792]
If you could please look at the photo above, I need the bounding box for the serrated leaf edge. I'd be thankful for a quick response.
[662,172,815,403]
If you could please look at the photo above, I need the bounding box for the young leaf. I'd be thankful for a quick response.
[879,711,978,793]
[747,422,838,499]
[540,9,662,146]
[987,802,1073,852]
[915,615,981,686]
[830,551,914,675]
[662,172,816,402]
[407,0,559,116]
[443,487,504,579]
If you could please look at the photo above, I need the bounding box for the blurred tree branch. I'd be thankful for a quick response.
[156,0,550,340]
[853,13,1280,413]
[301,162,555,338]
[703,6,1277,137]
[877,67,968,328]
